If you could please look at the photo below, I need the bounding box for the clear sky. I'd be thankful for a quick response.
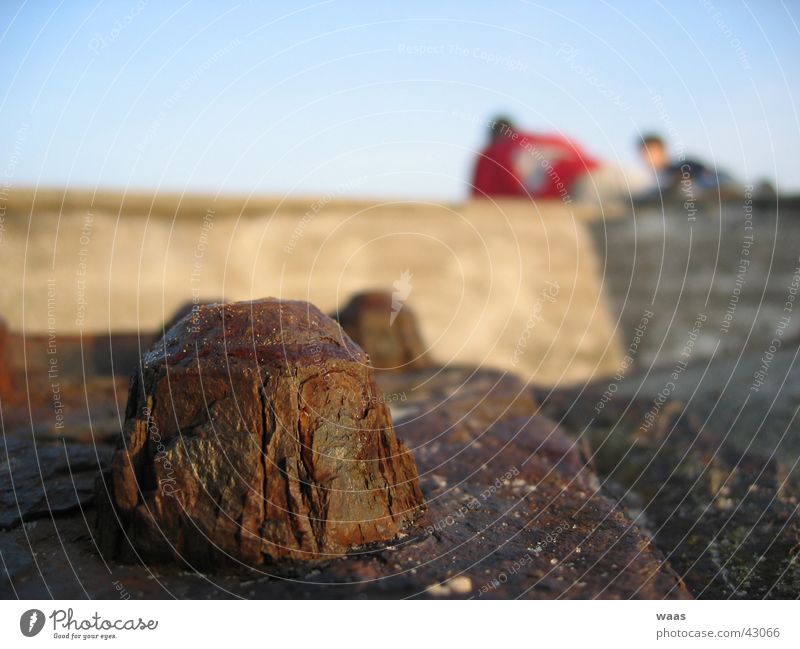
[2,0,799,199]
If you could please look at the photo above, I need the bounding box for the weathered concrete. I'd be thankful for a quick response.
[589,203,800,370]
[537,343,800,599]
[1,192,621,386]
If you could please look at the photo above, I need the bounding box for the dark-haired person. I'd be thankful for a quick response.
[471,116,599,201]
[638,134,739,199]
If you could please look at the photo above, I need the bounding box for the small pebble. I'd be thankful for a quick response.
[425,583,450,597]
[425,576,473,596]
[450,576,473,594]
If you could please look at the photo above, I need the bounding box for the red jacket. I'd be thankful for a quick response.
[471,130,598,199]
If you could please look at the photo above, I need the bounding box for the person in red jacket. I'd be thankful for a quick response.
[471,116,599,202]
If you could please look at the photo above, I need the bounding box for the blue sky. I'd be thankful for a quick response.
[2,0,799,198]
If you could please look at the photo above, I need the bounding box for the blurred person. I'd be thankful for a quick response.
[637,133,740,199]
[471,116,599,202]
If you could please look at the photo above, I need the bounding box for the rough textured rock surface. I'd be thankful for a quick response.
[159,299,223,338]
[8,313,796,598]
[1,363,690,599]
[536,345,800,599]
[335,291,432,371]
[96,299,424,566]
[0,436,113,530]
